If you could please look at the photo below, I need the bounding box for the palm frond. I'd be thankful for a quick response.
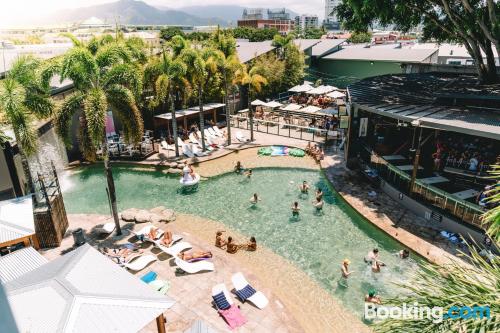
[59,33,83,47]
[105,84,143,144]
[95,43,132,68]
[7,56,40,87]
[54,92,85,146]
[39,58,62,91]
[82,88,107,147]
[125,37,148,63]
[102,63,143,100]
[23,92,54,119]
[60,47,98,90]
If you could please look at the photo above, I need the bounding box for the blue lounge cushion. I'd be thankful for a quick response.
[235,285,256,301]
[141,271,157,283]
[212,292,230,310]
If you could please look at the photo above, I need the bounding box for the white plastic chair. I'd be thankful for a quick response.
[123,255,157,271]
[175,257,215,273]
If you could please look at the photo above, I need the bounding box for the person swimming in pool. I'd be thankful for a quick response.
[291,201,300,217]
[234,161,243,173]
[299,181,310,194]
[340,259,354,287]
[399,249,410,259]
[313,197,324,211]
[372,260,382,273]
[365,289,382,305]
[316,188,323,200]
[250,193,261,205]
[244,169,253,179]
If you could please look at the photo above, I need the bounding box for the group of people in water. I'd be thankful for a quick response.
[340,248,410,305]
[215,231,256,254]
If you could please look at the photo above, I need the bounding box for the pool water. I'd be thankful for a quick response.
[63,165,419,316]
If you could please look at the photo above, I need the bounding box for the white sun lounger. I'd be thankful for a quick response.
[231,272,269,309]
[212,283,234,309]
[95,222,115,234]
[175,257,215,273]
[131,224,164,241]
[236,132,248,142]
[154,240,192,257]
[207,127,218,137]
[124,254,157,271]
[182,144,195,158]
[191,144,207,157]
[160,140,175,151]
[189,133,201,146]
[213,126,224,136]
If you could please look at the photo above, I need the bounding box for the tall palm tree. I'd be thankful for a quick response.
[144,48,188,157]
[0,56,54,194]
[53,39,144,236]
[233,65,267,142]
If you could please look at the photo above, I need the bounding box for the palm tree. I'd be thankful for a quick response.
[53,39,144,236]
[233,65,267,142]
[144,48,188,157]
[0,56,54,194]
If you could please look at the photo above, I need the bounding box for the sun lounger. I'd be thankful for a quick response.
[189,133,201,146]
[207,127,218,137]
[175,256,215,273]
[204,128,216,139]
[191,144,208,157]
[236,132,248,142]
[131,224,165,241]
[212,284,247,329]
[160,140,175,151]
[154,240,192,257]
[231,272,269,309]
[213,126,224,136]
[124,254,157,271]
[94,222,115,234]
[182,144,195,158]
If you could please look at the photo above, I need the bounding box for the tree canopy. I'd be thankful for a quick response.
[230,27,280,42]
[336,0,500,83]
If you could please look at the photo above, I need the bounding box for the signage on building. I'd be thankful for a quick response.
[339,116,349,129]
[359,117,368,137]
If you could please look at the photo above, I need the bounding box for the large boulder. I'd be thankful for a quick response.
[150,206,166,214]
[121,208,139,222]
[167,168,182,175]
[160,209,176,222]
[134,209,153,223]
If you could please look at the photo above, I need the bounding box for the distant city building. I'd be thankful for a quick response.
[295,15,319,33]
[238,8,294,35]
[324,0,340,30]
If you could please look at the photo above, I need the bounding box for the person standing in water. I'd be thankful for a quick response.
[313,197,324,212]
[365,289,382,304]
[299,181,310,194]
[315,188,323,200]
[234,161,243,173]
[291,201,300,218]
[340,259,354,287]
[244,169,253,179]
[250,193,261,205]
[399,249,410,259]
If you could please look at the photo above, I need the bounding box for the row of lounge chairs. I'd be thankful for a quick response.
[161,126,226,158]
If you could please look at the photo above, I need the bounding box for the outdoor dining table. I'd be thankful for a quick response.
[452,189,480,200]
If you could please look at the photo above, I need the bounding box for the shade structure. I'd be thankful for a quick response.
[2,244,175,333]
[282,103,303,111]
[299,105,322,113]
[264,101,283,108]
[306,85,337,95]
[288,83,313,93]
[0,196,36,248]
[251,99,267,106]
[326,91,346,99]
[317,107,338,115]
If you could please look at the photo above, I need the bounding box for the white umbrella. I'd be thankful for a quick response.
[288,83,313,93]
[299,105,322,113]
[282,103,302,111]
[264,101,283,108]
[251,99,266,106]
[326,91,346,99]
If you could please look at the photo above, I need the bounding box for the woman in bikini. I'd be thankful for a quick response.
[160,231,173,247]
[178,250,212,261]
[215,231,226,248]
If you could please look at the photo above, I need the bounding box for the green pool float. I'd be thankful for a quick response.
[289,148,305,157]
[258,147,272,156]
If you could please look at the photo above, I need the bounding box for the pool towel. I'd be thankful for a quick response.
[141,271,157,283]
[234,285,256,301]
[212,292,231,310]
[218,305,247,330]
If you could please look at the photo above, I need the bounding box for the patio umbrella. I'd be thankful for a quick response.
[282,103,302,111]
[326,91,346,99]
[307,85,336,95]
[288,84,313,93]
[264,101,283,108]
[299,105,322,113]
[251,99,266,106]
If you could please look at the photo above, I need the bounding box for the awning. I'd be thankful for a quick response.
[282,103,303,111]
[264,101,283,108]
[0,196,35,246]
[326,91,346,99]
[251,99,267,106]
[306,85,337,95]
[154,109,198,120]
[299,105,322,113]
[288,84,313,93]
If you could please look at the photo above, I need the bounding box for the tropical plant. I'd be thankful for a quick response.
[53,37,144,235]
[374,164,500,332]
[348,31,372,44]
[159,27,185,41]
[0,56,54,194]
[230,27,280,42]
[233,65,267,142]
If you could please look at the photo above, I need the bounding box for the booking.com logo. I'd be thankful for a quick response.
[364,302,491,323]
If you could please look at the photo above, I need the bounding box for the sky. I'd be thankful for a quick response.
[0,0,325,28]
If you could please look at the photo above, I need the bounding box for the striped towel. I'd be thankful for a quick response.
[235,285,256,301]
[212,292,230,310]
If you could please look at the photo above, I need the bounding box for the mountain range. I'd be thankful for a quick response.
[29,0,300,28]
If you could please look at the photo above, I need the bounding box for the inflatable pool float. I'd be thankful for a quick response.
[289,148,305,157]
[271,146,289,156]
[258,147,272,156]
[179,173,200,186]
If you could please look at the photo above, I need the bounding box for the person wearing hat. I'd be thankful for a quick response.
[365,289,381,305]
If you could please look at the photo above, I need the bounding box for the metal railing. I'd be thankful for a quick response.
[230,114,342,144]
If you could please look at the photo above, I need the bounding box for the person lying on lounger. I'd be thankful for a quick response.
[178,250,212,261]
[160,231,173,247]
[100,247,142,261]
[215,231,227,248]
[148,227,161,240]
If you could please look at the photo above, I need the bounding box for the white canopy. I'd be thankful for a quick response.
[264,101,283,108]
[306,85,338,95]
[282,103,303,111]
[0,196,35,245]
[300,105,322,113]
[288,83,313,93]
[251,99,267,106]
[326,91,346,98]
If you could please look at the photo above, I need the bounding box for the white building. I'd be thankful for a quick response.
[324,0,340,29]
[295,15,319,33]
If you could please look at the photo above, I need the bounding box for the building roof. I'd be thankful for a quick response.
[348,73,500,140]
[404,42,498,59]
[155,103,224,120]
[293,39,322,53]
[0,196,35,245]
[236,41,275,63]
[0,247,48,283]
[324,47,438,63]
[311,39,346,57]
[3,244,174,333]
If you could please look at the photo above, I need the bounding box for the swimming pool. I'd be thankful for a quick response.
[63,165,419,316]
